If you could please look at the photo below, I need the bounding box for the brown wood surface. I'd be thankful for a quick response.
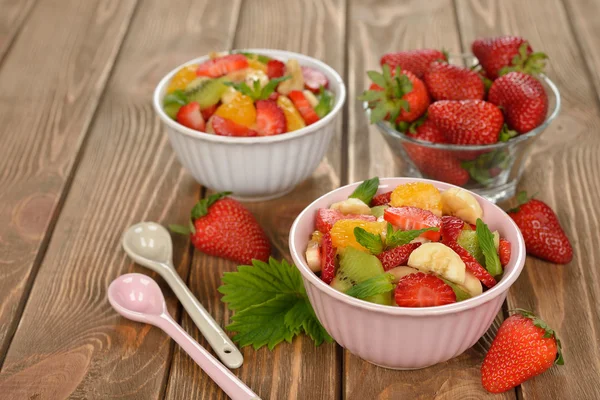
[1,0,600,399]
[0,0,137,366]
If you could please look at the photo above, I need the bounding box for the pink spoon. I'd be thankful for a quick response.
[108,273,260,400]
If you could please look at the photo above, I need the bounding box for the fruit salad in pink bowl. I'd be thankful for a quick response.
[289,177,526,369]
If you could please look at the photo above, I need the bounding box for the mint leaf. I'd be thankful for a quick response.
[259,75,290,100]
[370,205,388,218]
[353,227,384,255]
[442,279,471,302]
[476,219,503,277]
[349,177,379,205]
[386,225,438,248]
[346,273,395,299]
[163,90,188,106]
[314,87,334,118]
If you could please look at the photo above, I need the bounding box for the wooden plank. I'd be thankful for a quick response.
[344,0,514,398]
[164,0,346,399]
[0,0,137,366]
[0,0,241,398]
[0,0,36,62]
[456,0,600,398]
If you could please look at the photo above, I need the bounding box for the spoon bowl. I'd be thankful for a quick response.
[108,274,166,320]
[122,222,173,266]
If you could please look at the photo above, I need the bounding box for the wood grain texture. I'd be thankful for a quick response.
[0,0,241,398]
[164,0,346,398]
[344,0,512,398]
[0,0,137,367]
[456,0,600,399]
[0,0,36,62]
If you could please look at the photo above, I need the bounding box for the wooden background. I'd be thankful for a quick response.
[1,0,599,398]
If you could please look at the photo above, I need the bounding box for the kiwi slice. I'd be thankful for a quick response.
[332,247,392,305]
[443,279,472,302]
[185,78,228,109]
[370,205,388,218]
[457,230,485,265]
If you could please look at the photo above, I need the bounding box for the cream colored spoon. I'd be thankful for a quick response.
[122,222,243,369]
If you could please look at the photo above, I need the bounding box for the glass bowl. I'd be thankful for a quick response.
[369,54,561,203]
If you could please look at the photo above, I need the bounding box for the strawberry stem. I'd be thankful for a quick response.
[191,191,232,220]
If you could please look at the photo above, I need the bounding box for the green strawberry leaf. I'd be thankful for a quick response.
[345,273,395,300]
[499,124,518,142]
[169,224,191,235]
[190,191,232,220]
[475,218,503,277]
[366,70,387,88]
[353,227,384,255]
[349,177,380,204]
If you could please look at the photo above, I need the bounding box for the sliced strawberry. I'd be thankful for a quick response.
[176,102,205,131]
[320,232,336,284]
[440,216,466,243]
[395,272,456,307]
[256,100,287,135]
[315,208,376,233]
[371,191,392,206]
[377,243,421,271]
[499,238,511,267]
[201,103,218,120]
[267,59,285,79]
[212,115,258,137]
[384,207,442,241]
[302,66,329,93]
[288,90,320,125]
[445,240,497,288]
[196,54,248,78]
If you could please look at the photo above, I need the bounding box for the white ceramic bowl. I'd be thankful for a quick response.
[289,177,526,369]
[153,49,346,201]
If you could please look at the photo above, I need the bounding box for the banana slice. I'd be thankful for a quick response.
[461,271,483,297]
[330,198,372,215]
[245,69,269,89]
[277,59,304,95]
[303,90,319,107]
[441,188,483,225]
[407,242,466,285]
[387,266,419,283]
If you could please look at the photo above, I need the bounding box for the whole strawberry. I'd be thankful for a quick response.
[481,309,563,393]
[507,192,572,264]
[489,71,548,134]
[423,61,484,101]
[428,100,504,145]
[402,120,470,185]
[472,36,547,80]
[360,65,430,124]
[380,49,447,78]
[171,192,271,264]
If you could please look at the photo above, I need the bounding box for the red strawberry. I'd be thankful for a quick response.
[481,310,563,393]
[440,215,467,243]
[255,100,287,135]
[315,208,376,234]
[488,72,548,134]
[302,66,329,93]
[471,36,547,80]
[212,115,258,137]
[266,59,285,79]
[176,102,205,131]
[172,192,271,264]
[377,243,421,271]
[380,49,447,78]
[201,103,218,120]
[423,61,485,101]
[288,90,320,125]
[362,67,430,123]
[395,272,456,307]
[320,232,336,284]
[402,120,470,186]
[196,54,248,78]
[371,191,392,206]
[444,240,497,288]
[499,238,511,267]
[268,92,280,101]
[507,192,573,264]
[428,100,504,145]
[384,207,442,242]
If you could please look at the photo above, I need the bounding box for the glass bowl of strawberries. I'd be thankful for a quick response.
[363,37,560,203]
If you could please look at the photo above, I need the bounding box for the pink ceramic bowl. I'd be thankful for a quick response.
[289,177,526,369]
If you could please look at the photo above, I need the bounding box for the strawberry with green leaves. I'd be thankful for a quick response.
[423,61,485,101]
[481,309,563,393]
[472,36,547,80]
[171,192,271,264]
[380,49,447,78]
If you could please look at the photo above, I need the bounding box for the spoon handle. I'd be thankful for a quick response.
[160,264,244,369]
[158,314,260,400]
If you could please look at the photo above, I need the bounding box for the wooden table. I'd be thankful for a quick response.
[1,0,599,398]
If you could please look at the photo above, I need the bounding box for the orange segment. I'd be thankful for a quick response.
[247,58,268,72]
[330,220,387,252]
[390,182,442,217]
[214,92,256,128]
[167,64,198,93]
[277,95,306,131]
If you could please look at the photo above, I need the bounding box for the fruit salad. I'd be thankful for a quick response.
[162,52,335,137]
[305,178,512,308]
